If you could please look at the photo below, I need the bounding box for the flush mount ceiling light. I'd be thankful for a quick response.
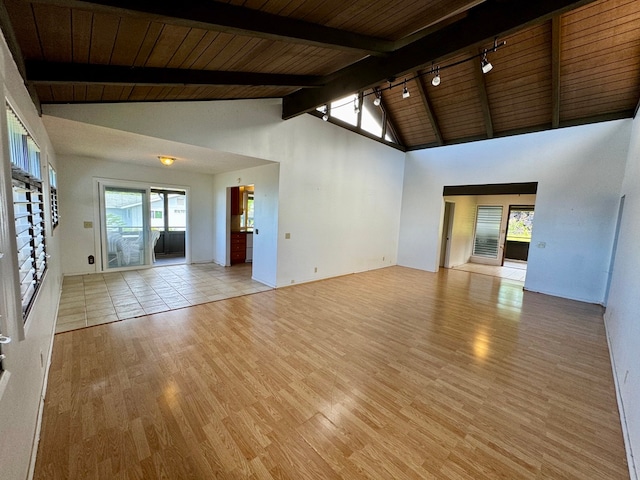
[158,156,175,166]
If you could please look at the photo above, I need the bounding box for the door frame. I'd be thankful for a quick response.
[93,178,191,272]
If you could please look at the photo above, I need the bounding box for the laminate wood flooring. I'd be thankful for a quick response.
[35,266,629,479]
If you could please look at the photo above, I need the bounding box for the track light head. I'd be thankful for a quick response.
[321,105,329,121]
[431,67,441,86]
[354,97,360,114]
[402,79,410,99]
[373,97,381,107]
[481,53,493,74]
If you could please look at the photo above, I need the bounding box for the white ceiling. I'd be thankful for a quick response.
[42,115,274,175]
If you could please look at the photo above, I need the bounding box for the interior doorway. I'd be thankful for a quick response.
[440,183,538,283]
[440,202,455,268]
[229,184,255,268]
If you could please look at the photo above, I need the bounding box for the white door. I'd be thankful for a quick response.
[471,205,504,266]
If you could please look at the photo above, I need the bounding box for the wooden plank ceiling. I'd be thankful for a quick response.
[2,0,639,150]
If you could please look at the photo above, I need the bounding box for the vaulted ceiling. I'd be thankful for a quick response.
[1,0,639,151]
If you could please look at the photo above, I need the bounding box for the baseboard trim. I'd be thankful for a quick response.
[604,314,638,480]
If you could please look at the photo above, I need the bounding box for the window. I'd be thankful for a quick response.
[7,103,47,320]
[331,94,359,126]
[49,164,58,229]
[507,207,534,242]
[473,206,503,258]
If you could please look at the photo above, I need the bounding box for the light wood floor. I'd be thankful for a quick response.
[35,267,629,479]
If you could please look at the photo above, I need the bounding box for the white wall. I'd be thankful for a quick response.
[58,156,216,275]
[0,33,61,480]
[212,164,280,287]
[399,121,631,304]
[45,100,406,287]
[604,113,640,480]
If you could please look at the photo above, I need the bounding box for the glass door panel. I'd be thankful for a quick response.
[473,205,503,259]
[103,186,149,269]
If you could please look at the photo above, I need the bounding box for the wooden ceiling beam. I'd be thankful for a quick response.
[471,48,493,139]
[282,0,599,119]
[551,16,562,128]
[28,0,394,56]
[414,75,444,146]
[25,61,325,87]
[0,1,41,112]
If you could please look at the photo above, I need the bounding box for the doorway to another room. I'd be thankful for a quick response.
[440,183,537,283]
[229,185,255,270]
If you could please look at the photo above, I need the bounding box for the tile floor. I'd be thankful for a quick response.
[450,260,527,282]
[56,263,271,333]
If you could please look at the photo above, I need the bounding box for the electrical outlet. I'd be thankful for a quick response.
[314,267,317,273]
[83,221,93,229]
[285,233,291,239]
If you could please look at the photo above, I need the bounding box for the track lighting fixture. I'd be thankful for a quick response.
[373,87,382,106]
[481,51,493,74]
[321,105,329,121]
[316,37,506,116]
[431,66,441,86]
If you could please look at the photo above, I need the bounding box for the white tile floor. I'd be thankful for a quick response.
[450,260,527,282]
[56,263,271,333]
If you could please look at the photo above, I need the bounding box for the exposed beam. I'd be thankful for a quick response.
[0,2,41,113]
[29,0,394,56]
[414,74,444,146]
[551,16,562,128]
[406,110,635,151]
[471,48,493,139]
[25,61,325,88]
[282,0,598,119]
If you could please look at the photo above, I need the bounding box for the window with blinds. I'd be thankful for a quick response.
[473,205,503,258]
[7,104,47,320]
[49,164,59,229]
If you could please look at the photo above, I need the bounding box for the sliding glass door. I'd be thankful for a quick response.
[101,186,150,270]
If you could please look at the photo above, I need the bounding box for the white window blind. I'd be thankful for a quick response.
[473,206,503,258]
[7,103,47,320]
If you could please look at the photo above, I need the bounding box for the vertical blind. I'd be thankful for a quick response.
[473,206,503,258]
[7,104,47,320]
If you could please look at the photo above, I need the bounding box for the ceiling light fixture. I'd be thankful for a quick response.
[431,66,441,86]
[321,105,329,121]
[481,52,493,74]
[158,156,175,166]
[315,37,505,115]
[373,87,382,106]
